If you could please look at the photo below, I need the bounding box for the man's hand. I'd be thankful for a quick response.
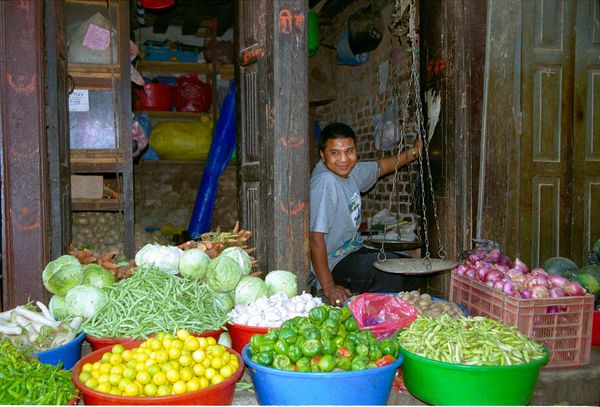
[323,284,351,306]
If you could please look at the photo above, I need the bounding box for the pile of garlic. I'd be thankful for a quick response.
[228,292,323,328]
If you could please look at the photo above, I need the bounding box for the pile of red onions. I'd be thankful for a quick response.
[454,248,587,299]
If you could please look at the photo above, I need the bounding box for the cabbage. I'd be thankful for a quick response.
[64,284,108,319]
[206,256,243,293]
[42,255,84,296]
[178,248,211,281]
[48,294,69,319]
[213,290,235,313]
[265,270,298,298]
[234,276,268,305]
[219,246,252,275]
[82,264,115,288]
[135,243,182,275]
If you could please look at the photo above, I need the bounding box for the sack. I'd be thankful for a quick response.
[149,115,213,160]
[348,293,418,340]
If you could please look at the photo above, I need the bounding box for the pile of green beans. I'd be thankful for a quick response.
[0,339,77,405]
[82,265,230,338]
[396,315,546,366]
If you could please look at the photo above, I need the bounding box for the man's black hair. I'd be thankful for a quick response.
[318,122,356,152]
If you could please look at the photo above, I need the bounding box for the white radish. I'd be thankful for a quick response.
[14,306,59,328]
[36,301,55,321]
[0,325,22,335]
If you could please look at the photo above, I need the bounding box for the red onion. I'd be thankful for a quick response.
[531,285,549,298]
[454,264,468,276]
[493,263,509,274]
[547,274,570,288]
[482,249,503,263]
[467,249,488,263]
[530,267,548,276]
[549,287,566,298]
[493,279,506,290]
[510,273,526,287]
[520,289,533,299]
[564,282,586,296]
[547,305,560,314]
[502,281,517,296]
[506,268,524,279]
[512,258,529,274]
[465,268,476,279]
[525,274,550,289]
[485,269,504,284]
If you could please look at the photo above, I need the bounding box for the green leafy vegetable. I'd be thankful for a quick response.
[178,248,211,281]
[82,263,115,288]
[234,275,268,305]
[64,284,108,319]
[41,255,83,296]
[134,243,182,275]
[219,246,253,275]
[206,255,244,293]
[265,270,298,298]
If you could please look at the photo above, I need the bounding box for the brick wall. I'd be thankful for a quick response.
[311,1,421,227]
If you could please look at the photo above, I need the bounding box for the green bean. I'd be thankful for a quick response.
[82,265,229,338]
[396,315,546,366]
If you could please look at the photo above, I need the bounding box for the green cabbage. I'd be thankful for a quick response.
[42,255,84,296]
[135,243,182,275]
[265,270,298,298]
[65,284,108,319]
[234,276,268,305]
[82,264,115,288]
[219,246,252,275]
[206,255,243,293]
[48,294,69,319]
[213,290,235,313]
[178,248,211,281]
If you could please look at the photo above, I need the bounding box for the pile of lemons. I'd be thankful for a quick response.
[78,329,239,397]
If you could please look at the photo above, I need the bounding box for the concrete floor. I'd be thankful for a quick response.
[233,345,600,406]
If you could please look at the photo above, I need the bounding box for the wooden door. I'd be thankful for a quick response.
[45,0,72,260]
[235,0,310,285]
[480,0,599,267]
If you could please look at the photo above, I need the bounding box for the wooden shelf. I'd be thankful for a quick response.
[71,198,123,211]
[70,150,125,173]
[139,61,234,79]
[68,63,123,78]
[135,110,205,120]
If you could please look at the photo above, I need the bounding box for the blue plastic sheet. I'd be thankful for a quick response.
[188,81,236,237]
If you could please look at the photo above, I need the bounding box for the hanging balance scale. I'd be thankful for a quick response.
[370,0,456,275]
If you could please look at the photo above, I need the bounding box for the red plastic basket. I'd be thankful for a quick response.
[450,273,594,368]
[593,310,600,346]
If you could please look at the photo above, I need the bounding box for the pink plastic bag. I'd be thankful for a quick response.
[349,293,418,340]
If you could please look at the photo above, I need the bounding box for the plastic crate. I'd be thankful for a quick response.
[450,273,594,368]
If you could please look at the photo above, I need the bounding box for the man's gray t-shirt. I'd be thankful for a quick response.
[309,160,378,286]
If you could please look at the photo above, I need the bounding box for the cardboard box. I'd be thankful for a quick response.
[71,175,103,199]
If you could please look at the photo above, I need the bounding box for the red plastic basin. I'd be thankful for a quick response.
[593,310,600,346]
[136,83,173,111]
[85,329,223,352]
[225,323,270,354]
[72,339,244,405]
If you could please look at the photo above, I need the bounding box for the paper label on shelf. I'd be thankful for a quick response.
[68,89,90,112]
[82,23,111,51]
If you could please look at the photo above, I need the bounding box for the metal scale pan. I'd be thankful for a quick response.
[363,237,423,252]
[373,258,458,275]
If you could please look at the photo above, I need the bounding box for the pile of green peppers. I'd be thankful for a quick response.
[249,304,399,372]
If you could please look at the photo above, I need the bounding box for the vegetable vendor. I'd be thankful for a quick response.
[309,122,425,305]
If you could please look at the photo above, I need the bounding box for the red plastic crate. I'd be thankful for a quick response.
[450,273,594,368]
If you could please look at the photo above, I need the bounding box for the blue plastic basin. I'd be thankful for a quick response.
[242,344,403,405]
[35,331,85,370]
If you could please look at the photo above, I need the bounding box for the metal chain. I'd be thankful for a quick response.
[407,0,446,262]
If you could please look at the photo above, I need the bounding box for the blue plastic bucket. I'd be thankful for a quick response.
[242,344,403,405]
[35,331,85,370]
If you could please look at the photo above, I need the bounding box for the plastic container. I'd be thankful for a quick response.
[34,331,86,370]
[243,344,403,405]
[72,339,244,405]
[400,346,549,406]
[450,273,594,368]
[593,310,600,345]
[225,322,269,354]
[136,83,173,111]
[85,329,223,352]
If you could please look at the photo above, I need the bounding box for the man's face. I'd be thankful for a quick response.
[320,137,357,178]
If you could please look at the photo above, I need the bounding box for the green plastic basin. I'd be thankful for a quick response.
[400,346,549,406]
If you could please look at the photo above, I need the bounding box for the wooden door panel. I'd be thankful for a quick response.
[520,0,574,267]
[572,0,600,261]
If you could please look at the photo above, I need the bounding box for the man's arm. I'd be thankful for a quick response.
[309,231,351,305]
[377,136,422,177]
